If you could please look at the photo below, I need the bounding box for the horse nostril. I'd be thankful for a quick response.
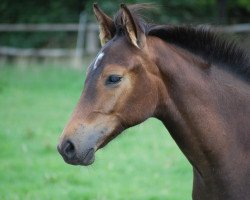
[63,140,76,159]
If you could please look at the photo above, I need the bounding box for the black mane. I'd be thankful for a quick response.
[114,5,250,82]
[148,25,250,81]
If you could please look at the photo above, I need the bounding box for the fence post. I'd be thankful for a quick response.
[86,23,99,54]
[75,11,87,57]
[73,12,87,68]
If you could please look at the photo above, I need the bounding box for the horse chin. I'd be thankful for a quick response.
[97,132,120,150]
[97,124,125,150]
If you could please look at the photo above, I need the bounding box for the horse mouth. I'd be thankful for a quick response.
[62,148,95,166]
[81,148,95,166]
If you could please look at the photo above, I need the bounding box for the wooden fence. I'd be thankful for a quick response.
[0,23,99,57]
[0,23,249,57]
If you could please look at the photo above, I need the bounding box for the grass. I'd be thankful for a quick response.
[0,62,192,200]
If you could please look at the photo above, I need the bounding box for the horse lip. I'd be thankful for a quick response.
[62,156,79,166]
[82,148,95,164]
[61,148,95,166]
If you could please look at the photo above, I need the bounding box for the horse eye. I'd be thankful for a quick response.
[106,75,122,85]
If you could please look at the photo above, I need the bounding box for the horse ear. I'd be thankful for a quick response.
[93,3,115,46]
[120,4,143,49]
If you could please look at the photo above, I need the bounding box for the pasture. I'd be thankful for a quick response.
[0,62,192,200]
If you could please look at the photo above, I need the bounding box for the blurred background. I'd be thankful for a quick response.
[0,0,249,200]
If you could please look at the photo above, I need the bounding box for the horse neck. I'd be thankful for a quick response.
[147,37,250,179]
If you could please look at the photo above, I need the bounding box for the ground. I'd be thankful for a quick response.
[0,62,192,200]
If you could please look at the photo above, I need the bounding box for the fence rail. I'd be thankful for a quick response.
[0,21,100,57]
[0,23,80,32]
[0,23,249,57]
[0,46,75,57]
[215,23,250,33]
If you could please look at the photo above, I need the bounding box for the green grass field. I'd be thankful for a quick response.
[0,62,192,200]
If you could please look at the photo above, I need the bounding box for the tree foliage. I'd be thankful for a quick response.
[0,0,249,49]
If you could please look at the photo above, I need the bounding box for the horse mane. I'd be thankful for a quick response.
[113,4,250,82]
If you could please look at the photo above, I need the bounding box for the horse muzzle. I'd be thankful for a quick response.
[57,124,104,166]
[57,114,124,166]
[57,138,96,166]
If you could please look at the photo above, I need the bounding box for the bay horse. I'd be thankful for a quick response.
[57,4,250,200]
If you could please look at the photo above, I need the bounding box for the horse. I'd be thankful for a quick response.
[57,4,250,200]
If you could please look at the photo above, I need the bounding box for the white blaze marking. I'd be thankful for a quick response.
[93,52,104,70]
